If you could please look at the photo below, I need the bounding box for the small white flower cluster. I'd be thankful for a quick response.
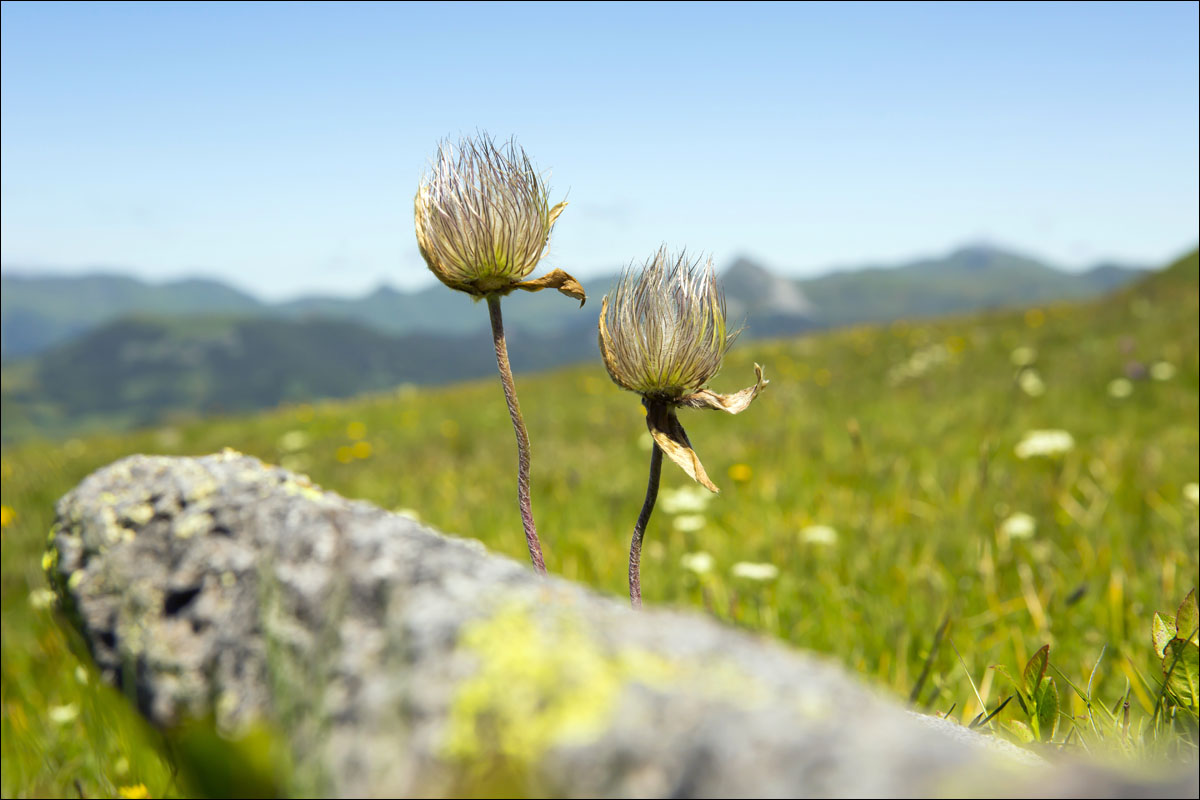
[800,524,838,545]
[680,552,715,574]
[1185,483,1200,508]
[1107,378,1133,399]
[678,553,781,582]
[660,485,713,515]
[731,562,780,581]
[999,512,1037,540]
[1018,370,1046,397]
[1010,346,1038,367]
[1015,429,1075,460]
[277,430,310,452]
[1150,361,1177,381]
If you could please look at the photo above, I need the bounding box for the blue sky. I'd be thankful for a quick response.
[2,1,1197,299]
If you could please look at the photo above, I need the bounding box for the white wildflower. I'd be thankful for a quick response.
[1018,370,1046,397]
[1107,378,1133,399]
[277,430,310,452]
[1015,429,1075,459]
[680,552,715,574]
[672,514,707,532]
[1150,362,1176,381]
[731,562,779,581]
[800,525,838,545]
[28,588,56,610]
[999,512,1037,540]
[48,704,79,725]
[1010,346,1037,367]
[660,485,713,515]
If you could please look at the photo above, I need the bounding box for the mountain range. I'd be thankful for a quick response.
[1,243,1144,359]
[0,243,1155,441]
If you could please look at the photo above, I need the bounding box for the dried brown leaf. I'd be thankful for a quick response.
[515,268,586,306]
[680,363,769,413]
[645,402,718,492]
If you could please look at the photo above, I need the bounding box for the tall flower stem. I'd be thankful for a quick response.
[486,294,547,575]
[629,442,663,609]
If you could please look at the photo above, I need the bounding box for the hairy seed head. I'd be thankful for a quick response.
[415,135,565,296]
[600,247,735,399]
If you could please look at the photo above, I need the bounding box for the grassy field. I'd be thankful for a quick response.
[2,251,1197,797]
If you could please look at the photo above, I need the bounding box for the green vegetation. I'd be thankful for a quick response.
[1,251,1196,797]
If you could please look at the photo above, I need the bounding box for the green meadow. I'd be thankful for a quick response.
[2,251,1197,797]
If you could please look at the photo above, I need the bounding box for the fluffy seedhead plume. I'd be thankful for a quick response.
[600,248,731,399]
[600,246,768,492]
[414,134,583,303]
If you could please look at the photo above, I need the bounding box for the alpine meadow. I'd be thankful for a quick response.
[2,249,1197,797]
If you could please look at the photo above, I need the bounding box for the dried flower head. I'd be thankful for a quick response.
[600,248,730,399]
[599,246,767,491]
[414,134,584,303]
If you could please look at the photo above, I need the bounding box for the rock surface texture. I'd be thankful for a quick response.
[48,452,1197,798]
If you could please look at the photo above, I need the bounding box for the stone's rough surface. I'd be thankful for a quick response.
[49,453,1197,799]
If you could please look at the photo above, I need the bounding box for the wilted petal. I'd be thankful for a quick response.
[680,363,769,413]
[645,401,719,492]
[514,268,587,306]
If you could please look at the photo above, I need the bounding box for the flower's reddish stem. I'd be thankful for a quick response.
[486,295,547,575]
[629,442,663,608]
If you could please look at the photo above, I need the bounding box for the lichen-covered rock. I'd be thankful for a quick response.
[48,452,1197,798]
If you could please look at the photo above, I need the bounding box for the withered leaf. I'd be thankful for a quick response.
[514,268,587,306]
[680,363,769,413]
[645,401,719,493]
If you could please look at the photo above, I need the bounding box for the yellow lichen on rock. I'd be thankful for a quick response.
[443,604,675,769]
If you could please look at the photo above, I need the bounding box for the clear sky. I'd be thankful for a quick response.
[2,1,1197,300]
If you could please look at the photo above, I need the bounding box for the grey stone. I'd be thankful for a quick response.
[47,452,1198,798]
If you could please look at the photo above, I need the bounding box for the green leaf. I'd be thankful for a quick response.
[1153,612,1177,659]
[1003,718,1035,744]
[990,665,1029,710]
[1176,589,1198,643]
[1164,638,1200,710]
[1035,677,1060,741]
[1024,644,1050,698]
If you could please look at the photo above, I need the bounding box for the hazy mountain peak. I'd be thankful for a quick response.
[946,242,1028,269]
[367,284,404,300]
[721,255,814,317]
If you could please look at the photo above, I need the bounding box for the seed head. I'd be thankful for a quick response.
[599,247,732,399]
[599,246,768,492]
[415,135,585,303]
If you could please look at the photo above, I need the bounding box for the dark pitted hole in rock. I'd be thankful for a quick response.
[98,630,117,649]
[212,524,233,537]
[164,585,202,616]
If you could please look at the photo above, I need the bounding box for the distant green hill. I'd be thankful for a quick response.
[798,245,1144,327]
[2,244,1150,360]
[0,313,600,442]
[0,273,263,357]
